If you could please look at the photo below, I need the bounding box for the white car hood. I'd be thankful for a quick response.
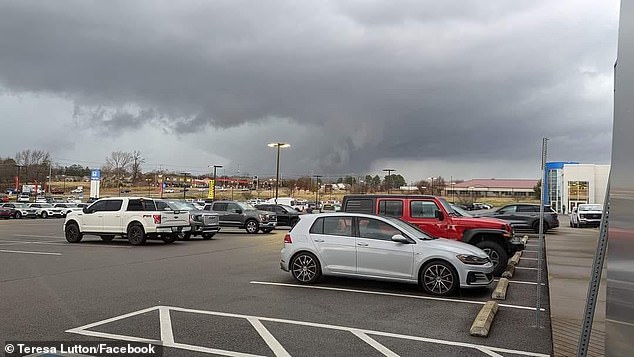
[422,238,488,258]
[578,210,602,214]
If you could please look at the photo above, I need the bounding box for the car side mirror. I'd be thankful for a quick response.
[435,209,444,221]
[234,209,242,214]
[391,234,411,244]
[82,207,89,214]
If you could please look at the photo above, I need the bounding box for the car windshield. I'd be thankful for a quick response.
[237,202,256,210]
[438,197,460,216]
[166,201,196,211]
[39,204,53,208]
[383,216,434,240]
[450,204,473,217]
[279,204,297,213]
[579,204,602,211]
[13,203,27,208]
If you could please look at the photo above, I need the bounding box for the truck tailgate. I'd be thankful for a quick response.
[159,212,189,227]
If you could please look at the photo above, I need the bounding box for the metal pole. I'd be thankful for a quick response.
[577,180,610,357]
[275,145,280,204]
[314,175,322,212]
[383,169,394,194]
[536,137,548,328]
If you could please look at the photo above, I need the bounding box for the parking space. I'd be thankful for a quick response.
[0,218,553,356]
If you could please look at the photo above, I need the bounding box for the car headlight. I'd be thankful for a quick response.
[259,214,266,221]
[456,254,490,265]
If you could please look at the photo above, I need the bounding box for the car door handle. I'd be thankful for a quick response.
[313,239,325,242]
[357,242,368,246]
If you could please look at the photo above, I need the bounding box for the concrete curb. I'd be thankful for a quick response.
[502,264,515,279]
[509,251,522,266]
[492,278,509,300]
[470,301,499,337]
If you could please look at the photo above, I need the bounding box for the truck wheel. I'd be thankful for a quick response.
[180,232,192,241]
[202,233,215,240]
[476,240,508,276]
[65,223,83,243]
[127,223,146,245]
[41,211,48,219]
[162,234,177,244]
[100,235,115,242]
[245,220,259,234]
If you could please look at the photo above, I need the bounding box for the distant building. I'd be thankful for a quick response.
[447,179,538,199]
[544,162,609,214]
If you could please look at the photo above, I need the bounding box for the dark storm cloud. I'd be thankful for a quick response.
[0,0,617,174]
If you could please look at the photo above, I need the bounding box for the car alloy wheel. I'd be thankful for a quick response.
[481,248,499,268]
[245,220,259,234]
[422,263,456,295]
[291,253,320,283]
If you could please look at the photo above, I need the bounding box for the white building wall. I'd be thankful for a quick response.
[562,164,610,208]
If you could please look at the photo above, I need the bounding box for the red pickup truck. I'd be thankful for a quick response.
[342,195,524,275]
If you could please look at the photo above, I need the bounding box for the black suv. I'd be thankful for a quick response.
[255,204,300,227]
[204,201,277,234]
[476,203,559,233]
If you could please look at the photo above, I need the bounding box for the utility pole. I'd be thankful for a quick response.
[383,169,395,194]
[313,175,322,212]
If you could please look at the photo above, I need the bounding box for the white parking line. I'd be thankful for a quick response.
[67,306,550,357]
[250,281,545,311]
[521,257,539,261]
[12,234,65,239]
[0,249,62,256]
[0,239,131,249]
[351,330,398,357]
[248,317,291,357]
[523,250,538,253]
[515,267,539,270]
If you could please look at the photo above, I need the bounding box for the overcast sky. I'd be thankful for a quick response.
[0,0,619,182]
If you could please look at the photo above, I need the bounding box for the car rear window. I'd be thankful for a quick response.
[378,200,403,218]
[344,199,373,213]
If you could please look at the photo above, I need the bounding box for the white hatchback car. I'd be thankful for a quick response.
[281,213,494,296]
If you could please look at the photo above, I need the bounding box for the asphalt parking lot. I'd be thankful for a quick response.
[0,218,553,356]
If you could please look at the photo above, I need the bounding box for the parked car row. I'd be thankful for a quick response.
[0,202,89,219]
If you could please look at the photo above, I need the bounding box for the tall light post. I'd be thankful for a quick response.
[383,169,395,194]
[208,165,223,201]
[62,174,66,194]
[313,174,322,211]
[181,172,190,199]
[267,142,291,204]
[158,174,163,198]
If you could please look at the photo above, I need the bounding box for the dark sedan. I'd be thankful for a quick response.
[475,203,559,233]
[255,204,300,227]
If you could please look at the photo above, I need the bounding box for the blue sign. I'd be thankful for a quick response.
[162,182,167,188]
[91,169,101,180]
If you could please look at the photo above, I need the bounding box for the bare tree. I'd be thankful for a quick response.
[15,149,51,182]
[104,151,133,178]
[131,150,145,183]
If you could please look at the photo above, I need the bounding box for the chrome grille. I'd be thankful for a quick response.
[203,215,218,225]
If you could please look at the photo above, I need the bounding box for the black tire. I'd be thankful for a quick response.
[420,260,459,296]
[65,222,83,243]
[15,211,22,219]
[41,211,48,219]
[202,233,215,240]
[476,240,508,276]
[532,221,550,233]
[100,235,115,242]
[127,223,146,245]
[260,228,274,234]
[245,219,259,234]
[181,232,192,241]
[290,252,321,284]
[162,234,178,244]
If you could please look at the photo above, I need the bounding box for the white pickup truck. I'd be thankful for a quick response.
[63,197,191,245]
[569,203,604,228]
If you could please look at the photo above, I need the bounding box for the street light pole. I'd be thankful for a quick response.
[181,172,190,200]
[383,169,395,194]
[313,175,322,211]
[427,176,436,195]
[267,142,291,204]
